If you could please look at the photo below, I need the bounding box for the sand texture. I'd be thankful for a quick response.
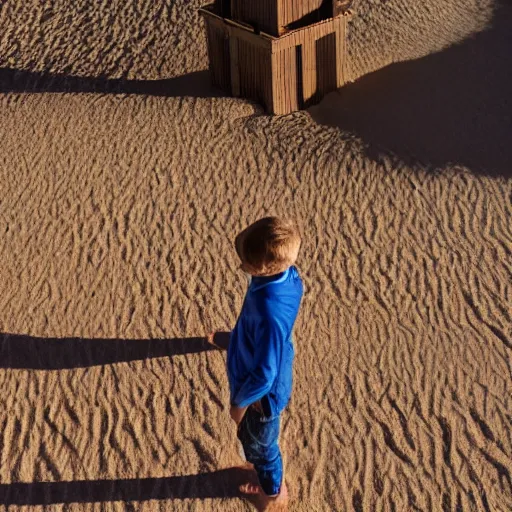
[0,0,511,510]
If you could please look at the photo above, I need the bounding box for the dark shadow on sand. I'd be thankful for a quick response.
[0,332,221,370]
[0,67,220,98]
[309,2,512,178]
[0,467,257,506]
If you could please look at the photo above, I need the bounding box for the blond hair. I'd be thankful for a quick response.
[235,217,301,276]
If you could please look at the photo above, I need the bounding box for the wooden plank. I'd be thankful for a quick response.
[265,51,273,113]
[302,36,316,105]
[240,39,247,98]
[283,48,289,113]
[289,46,298,112]
[283,46,289,114]
[278,51,284,114]
[283,49,290,114]
[274,51,283,114]
[249,43,254,98]
[341,15,349,85]
[230,36,240,96]
[335,17,345,87]
[277,51,283,113]
[295,44,304,109]
[272,52,278,114]
[224,32,231,90]
[301,41,308,106]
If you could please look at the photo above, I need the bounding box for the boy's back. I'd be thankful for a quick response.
[228,266,303,417]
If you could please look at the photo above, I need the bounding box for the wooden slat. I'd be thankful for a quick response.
[335,17,345,87]
[265,50,272,112]
[337,15,350,87]
[273,51,282,114]
[230,36,240,96]
[283,49,290,114]
[285,48,291,113]
[283,48,289,113]
[277,51,283,114]
[289,46,297,112]
[302,37,316,105]
[272,52,278,113]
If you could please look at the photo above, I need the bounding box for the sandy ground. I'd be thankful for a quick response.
[0,0,511,511]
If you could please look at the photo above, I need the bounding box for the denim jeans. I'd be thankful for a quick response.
[237,406,282,496]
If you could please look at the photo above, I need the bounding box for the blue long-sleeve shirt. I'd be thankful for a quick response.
[227,266,303,416]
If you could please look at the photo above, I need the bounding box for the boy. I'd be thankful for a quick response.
[211,217,303,507]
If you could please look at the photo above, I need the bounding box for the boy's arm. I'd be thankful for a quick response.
[230,404,248,424]
[231,318,282,412]
[206,331,230,351]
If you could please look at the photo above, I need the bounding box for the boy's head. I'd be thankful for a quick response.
[235,217,301,277]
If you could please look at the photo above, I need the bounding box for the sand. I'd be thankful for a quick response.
[0,0,511,510]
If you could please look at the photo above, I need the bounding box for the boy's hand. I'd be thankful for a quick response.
[206,331,230,351]
[230,405,247,425]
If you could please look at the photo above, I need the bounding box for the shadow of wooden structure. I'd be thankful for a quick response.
[200,1,352,115]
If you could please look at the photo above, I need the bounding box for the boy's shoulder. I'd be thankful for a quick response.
[249,267,302,312]
[250,267,302,295]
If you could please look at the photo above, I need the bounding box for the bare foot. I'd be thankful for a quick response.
[206,331,230,351]
[239,483,262,495]
[240,481,289,511]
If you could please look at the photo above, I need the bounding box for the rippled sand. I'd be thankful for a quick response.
[0,1,511,511]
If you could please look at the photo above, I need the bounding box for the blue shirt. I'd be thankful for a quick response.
[227,266,303,416]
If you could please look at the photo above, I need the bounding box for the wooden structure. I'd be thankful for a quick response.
[200,1,351,115]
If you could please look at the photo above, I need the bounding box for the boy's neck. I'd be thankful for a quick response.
[251,267,290,282]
